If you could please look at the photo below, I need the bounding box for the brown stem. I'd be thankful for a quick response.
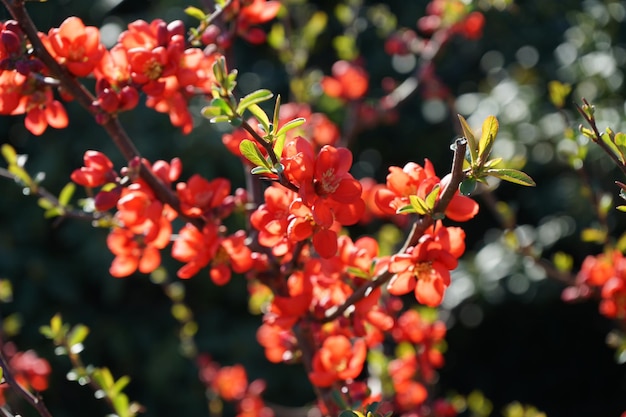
[322,138,468,322]
[576,100,626,179]
[0,349,54,417]
[0,167,101,222]
[1,0,202,230]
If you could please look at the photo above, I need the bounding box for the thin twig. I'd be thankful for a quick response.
[0,349,54,417]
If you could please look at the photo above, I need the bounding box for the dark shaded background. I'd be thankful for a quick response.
[1,0,626,416]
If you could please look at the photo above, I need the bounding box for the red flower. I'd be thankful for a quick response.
[70,150,117,188]
[282,137,364,257]
[250,184,298,257]
[375,160,478,222]
[388,223,465,306]
[107,217,171,277]
[172,223,221,279]
[308,335,367,387]
[177,175,231,218]
[45,17,105,77]
[213,365,248,401]
[321,60,369,101]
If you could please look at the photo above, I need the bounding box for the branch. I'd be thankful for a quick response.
[0,167,101,222]
[576,99,626,179]
[1,0,202,229]
[323,138,468,322]
[0,349,54,417]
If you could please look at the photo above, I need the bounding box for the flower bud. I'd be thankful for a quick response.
[98,88,120,113]
[201,25,220,46]
[118,86,139,111]
[167,20,185,38]
[1,29,21,55]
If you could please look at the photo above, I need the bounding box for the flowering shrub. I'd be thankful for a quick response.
[1,1,626,417]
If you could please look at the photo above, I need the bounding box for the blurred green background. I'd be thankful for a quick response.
[1,0,626,416]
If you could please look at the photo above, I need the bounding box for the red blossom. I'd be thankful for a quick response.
[375,160,478,222]
[308,335,367,387]
[321,60,369,101]
[388,222,465,306]
[44,17,105,77]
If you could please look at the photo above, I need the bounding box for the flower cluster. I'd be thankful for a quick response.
[564,250,626,319]
[1,15,223,135]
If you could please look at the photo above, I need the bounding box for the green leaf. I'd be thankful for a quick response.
[460,178,477,196]
[8,165,32,186]
[248,104,271,133]
[1,144,17,165]
[486,168,536,186]
[615,132,626,164]
[44,207,64,218]
[210,97,232,115]
[457,115,477,164]
[396,204,417,214]
[409,194,429,215]
[236,89,274,114]
[250,166,273,175]
[184,6,206,21]
[112,392,130,417]
[201,105,223,118]
[272,95,281,135]
[111,375,131,397]
[38,198,54,210]
[333,34,358,61]
[273,134,287,160]
[548,80,571,109]
[58,182,75,207]
[424,184,440,210]
[338,412,359,417]
[67,324,90,350]
[346,266,370,279]
[267,23,286,49]
[581,227,607,243]
[209,115,231,124]
[478,115,499,163]
[303,11,328,45]
[601,131,625,164]
[93,367,115,390]
[276,117,306,138]
[552,251,573,272]
[240,139,270,168]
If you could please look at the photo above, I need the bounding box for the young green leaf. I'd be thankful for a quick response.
[615,132,626,164]
[601,131,625,164]
[240,139,271,168]
[548,80,571,109]
[184,6,206,21]
[276,117,306,138]
[58,182,75,207]
[273,134,287,160]
[460,178,477,196]
[396,204,417,214]
[424,184,440,210]
[486,168,536,186]
[248,104,271,133]
[478,115,499,163]
[236,89,274,114]
[272,95,281,135]
[457,115,478,164]
[409,194,429,215]
[1,144,17,165]
[67,324,90,350]
[250,166,273,176]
